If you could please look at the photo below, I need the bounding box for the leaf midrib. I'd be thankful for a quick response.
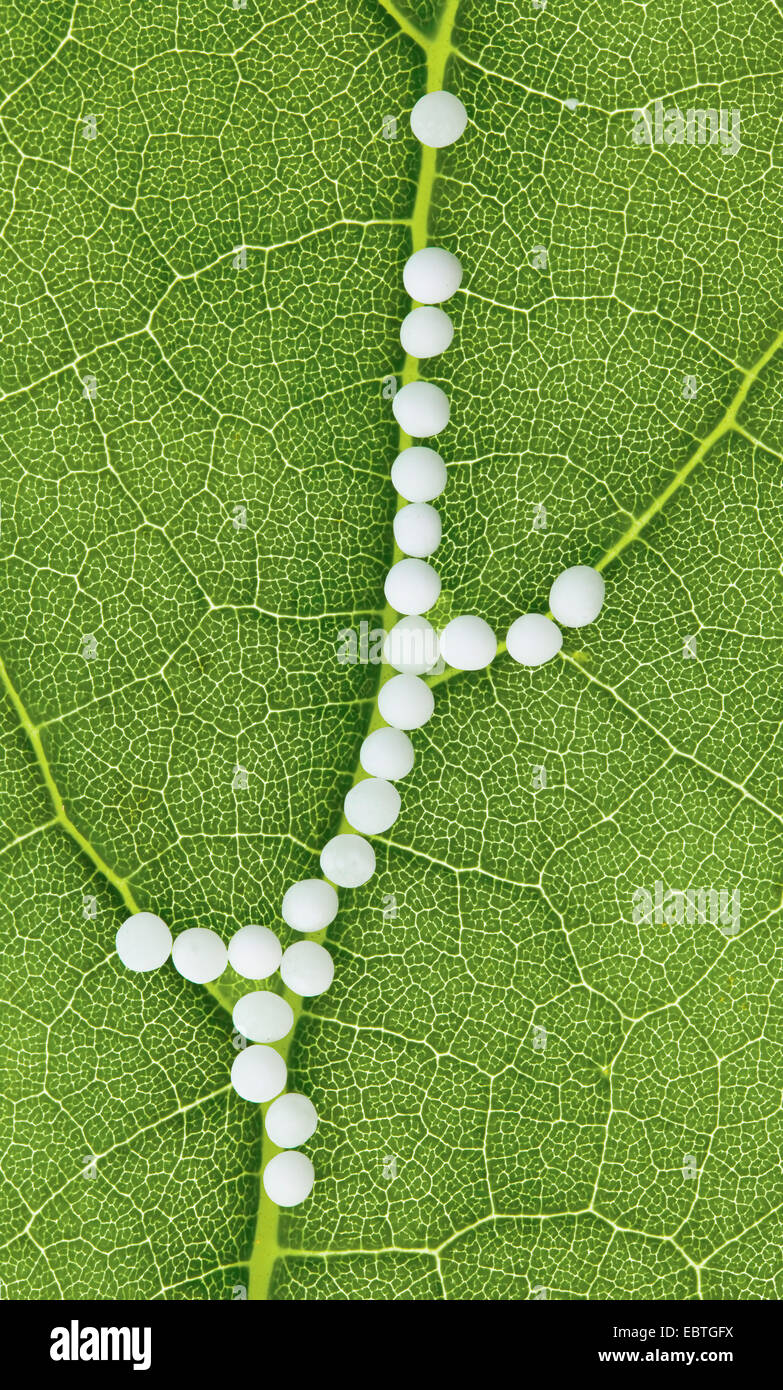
[246,0,463,1302]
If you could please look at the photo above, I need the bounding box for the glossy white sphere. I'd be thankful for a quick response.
[400,306,454,358]
[230,1043,287,1103]
[281,879,338,933]
[548,565,605,627]
[506,614,563,667]
[393,502,441,558]
[410,90,468,148]
[439,615,497,670]
[171,927,227,984]
[227,924,282,980]
[232,991,294,1043]
[115,912,172,973]
[344,777,401,835]
[264,1092,318,1149]
[391,446,447,502]
[403,247,462,304]
[384,557,441,615]
[262,1151,315,1207]
[280,940,334,997]
[320,833,376,888]
[360,726,414,780]
[384,615,440,675]
[378,673,434,729]
[392,381,450,437]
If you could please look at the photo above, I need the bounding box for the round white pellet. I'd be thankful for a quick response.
[230,1043,287,1103]
[228,924,282,980]
[378,673,434,730]
[403,247,462,304]
[115,912,172,973]
[360,726,414,781]
[393,502,441,558]
[392,381,450,437]
[262,1150,315,1207]
[281,879,338,934]
[410,90,468,148]
[171,927,227,983]
[548,565,605,628]
[265,1092,318,1149]
[344,778,401,835]
[320,833,375,888]
[232,991,294,1043]
[400,306,454,359]
[506,614,563,667]
[384,557,441,615]
[391,446,447,502]
[384,615,440,675]
[439,615,497,671]
[280,941,334,997]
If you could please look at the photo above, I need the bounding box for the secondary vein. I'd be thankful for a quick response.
[428,325,783,690]
[0,651,141,916]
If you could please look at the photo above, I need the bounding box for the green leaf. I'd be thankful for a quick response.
[1,0,781,1302]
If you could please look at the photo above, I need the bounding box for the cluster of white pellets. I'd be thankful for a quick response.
[379,561,606,676]
[115,906,329,1207]
[506,564,606,666]
[112,95,471,1214]
[113,90,608,1216]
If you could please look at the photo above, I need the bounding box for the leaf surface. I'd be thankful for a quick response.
[0,0,781,1301]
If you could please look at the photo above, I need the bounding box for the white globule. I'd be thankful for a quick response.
[506,614,563,667]
[232,991,294,1044]
[281,878,338,933]
[117,204,602,1201]
[360,726,414,780]
[320,833,375,888]
[378,673,434,730]
[440,615,497,670]
[280,940,334,997]
[400,306,454,358]
[171,927,228,983]
[384,615,440,675]
[548,565,606,627]
[264,1092,319,1149]
[115,912,172,973]
[344,777,401,835]
[392,381,450,437]
[384,557,441,615]
[403,246,462,304]
[228,924,282,980]
[393,502,441,558]
[391,446,447,502]
[410,90,468,148]
[442,617,495,669]
[230,1043,287,1103]
[263,1151,315,1207]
